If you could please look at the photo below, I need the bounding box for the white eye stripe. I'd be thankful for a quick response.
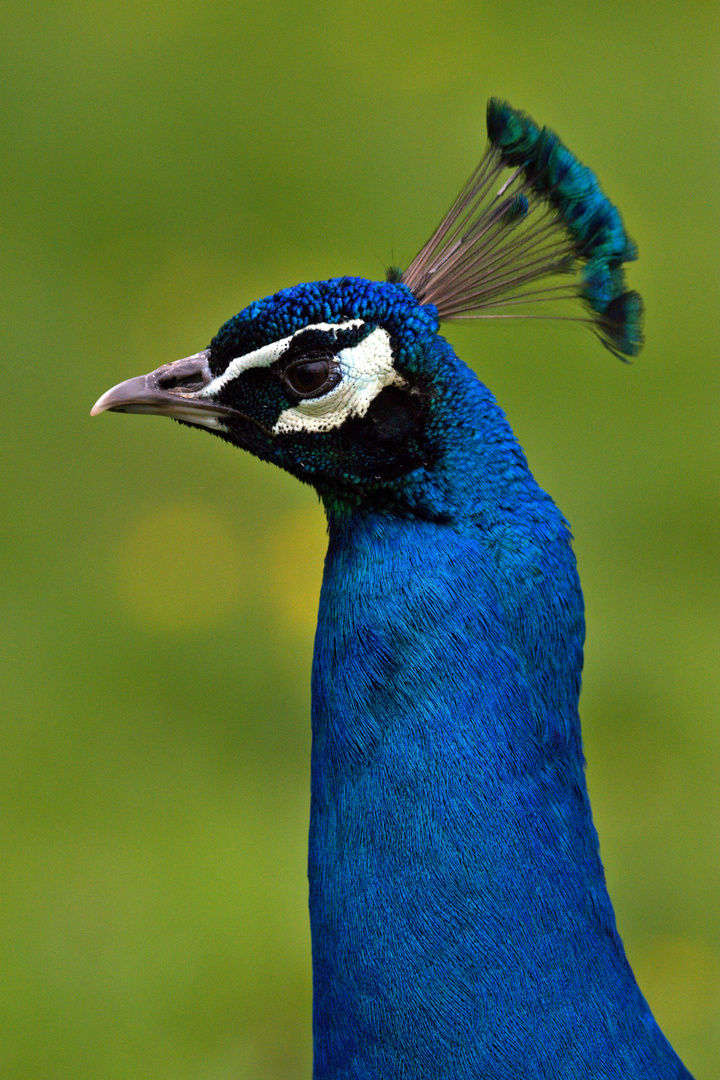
[272,327,403,435]
[198,319,365,399]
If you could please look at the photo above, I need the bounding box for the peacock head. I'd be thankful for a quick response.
[91,276,443,505]
[92,100,643,509]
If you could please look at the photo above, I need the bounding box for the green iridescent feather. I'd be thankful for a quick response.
[402,100,644,360]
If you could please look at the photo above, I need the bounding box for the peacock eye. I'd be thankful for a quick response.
[283,357,341,399]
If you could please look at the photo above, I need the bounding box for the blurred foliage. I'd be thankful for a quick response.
[2,0,719,1076]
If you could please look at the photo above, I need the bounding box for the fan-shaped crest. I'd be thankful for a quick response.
[401,100,643,360]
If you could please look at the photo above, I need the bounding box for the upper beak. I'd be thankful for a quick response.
[90,350,228,429]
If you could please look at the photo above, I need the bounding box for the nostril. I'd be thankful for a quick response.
[146,351,213,398]
[156,371,206,392]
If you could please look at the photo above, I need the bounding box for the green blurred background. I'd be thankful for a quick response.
[2,0,719,1076]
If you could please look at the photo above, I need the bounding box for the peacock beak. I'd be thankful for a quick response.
[90,350,230,429]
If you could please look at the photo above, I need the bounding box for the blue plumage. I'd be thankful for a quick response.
[91,103,692,1077]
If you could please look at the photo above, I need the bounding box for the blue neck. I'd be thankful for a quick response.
[309,352,690,1078]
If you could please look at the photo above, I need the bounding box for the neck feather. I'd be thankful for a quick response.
[308,367,688,1079]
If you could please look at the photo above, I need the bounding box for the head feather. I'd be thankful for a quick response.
[401,100,643,360]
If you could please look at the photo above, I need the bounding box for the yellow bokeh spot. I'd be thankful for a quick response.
[633,936,720,1038]
[113,502,248,632]
[264,505,327,636]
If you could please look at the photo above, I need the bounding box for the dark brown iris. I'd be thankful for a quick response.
[283,358,341,399]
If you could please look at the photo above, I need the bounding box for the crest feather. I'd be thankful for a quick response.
[401,100,643,360]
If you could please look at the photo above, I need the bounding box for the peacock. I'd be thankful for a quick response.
[92,101,694,1078]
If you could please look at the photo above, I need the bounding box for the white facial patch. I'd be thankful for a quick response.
[272,326,402,435]
[198,320,366,399]
[198,319,404,437]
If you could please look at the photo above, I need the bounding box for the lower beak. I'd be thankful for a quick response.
[90,350,229,430]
